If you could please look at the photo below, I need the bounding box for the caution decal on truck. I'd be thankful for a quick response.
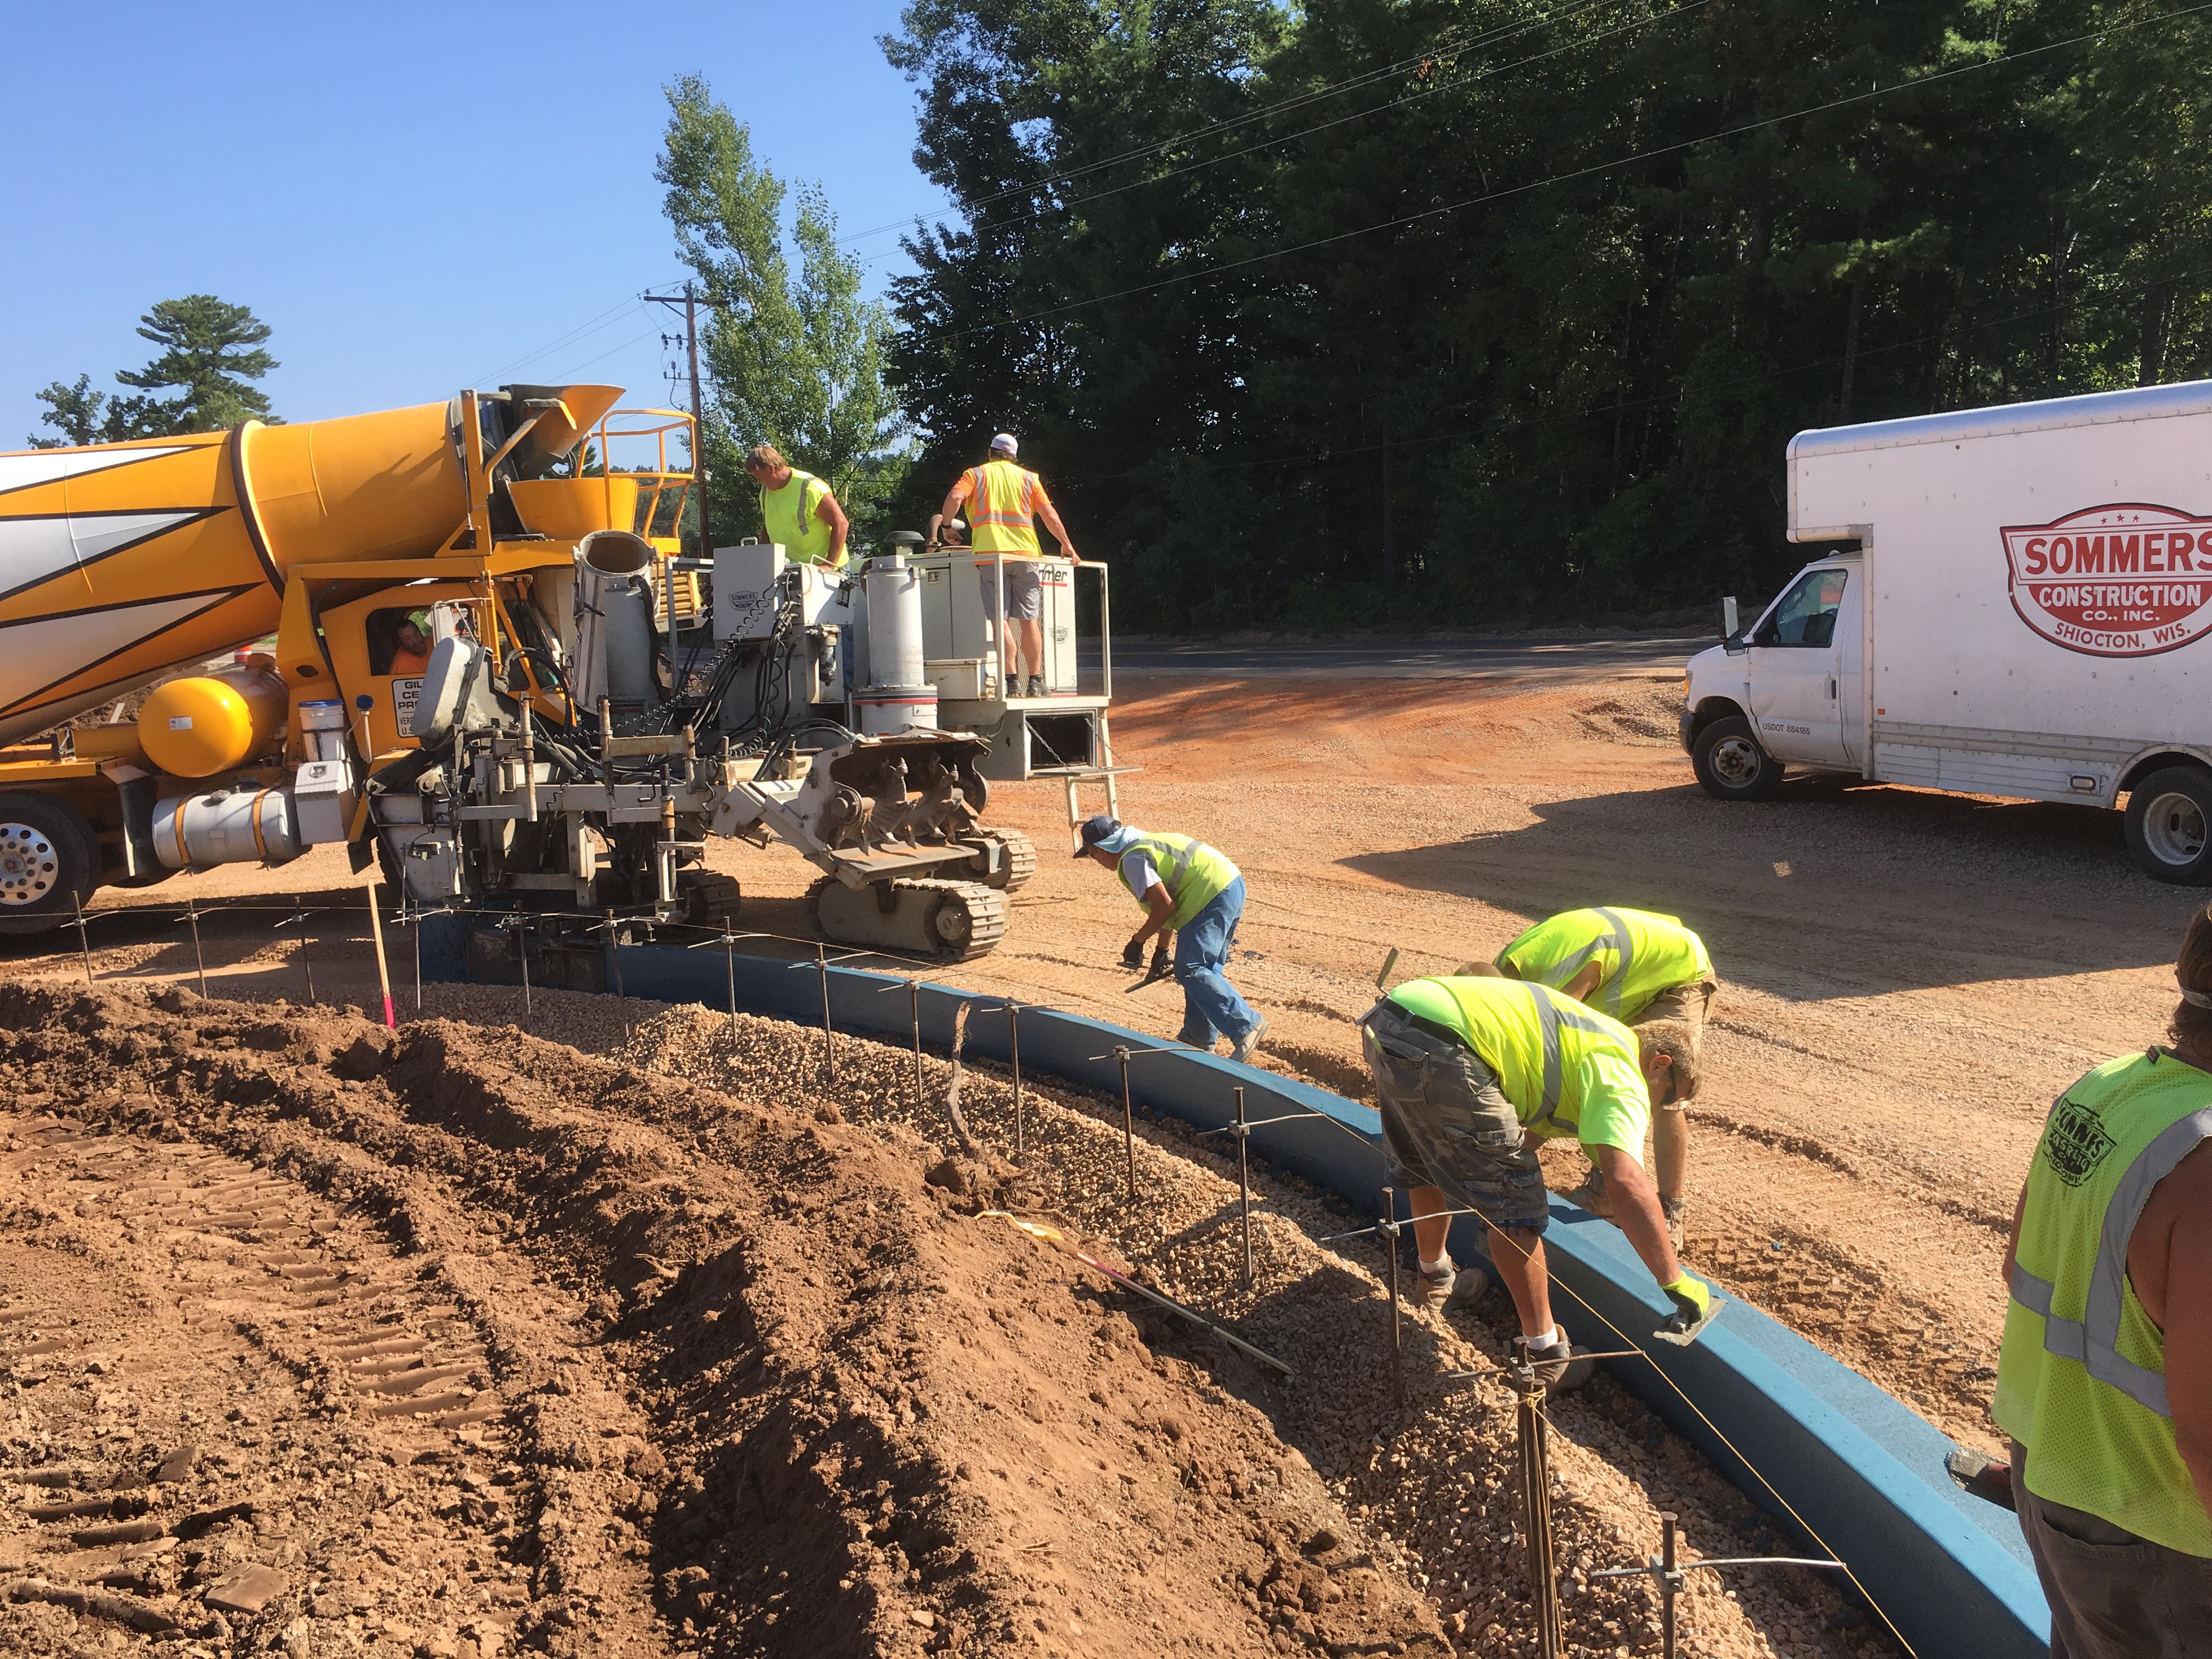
[2002,503,2212,657]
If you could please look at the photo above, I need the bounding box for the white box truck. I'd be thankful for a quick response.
[1681,379,2212,881]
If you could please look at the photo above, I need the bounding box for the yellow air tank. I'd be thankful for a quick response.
[136,662,289,778]
[0,383,622,746]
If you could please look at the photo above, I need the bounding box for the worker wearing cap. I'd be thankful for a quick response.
[1487,907,1716,1250]
[1993,908,2212,1655]
[936,434,1080,699]
[1361,974,1711,1389]
[747,445,849,567]
[1075,815,1266,1063]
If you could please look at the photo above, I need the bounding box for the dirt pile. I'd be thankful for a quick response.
[0,980,1899,1657]
[0,983,1447,1659]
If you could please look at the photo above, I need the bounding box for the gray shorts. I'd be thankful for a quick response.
[1633,977,1716,1030]
[1362,1001,1549,1233]
[1631,978,1715,1112]
[977,556,1043,623]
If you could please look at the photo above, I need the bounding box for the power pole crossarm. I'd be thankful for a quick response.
[644,284,733,557]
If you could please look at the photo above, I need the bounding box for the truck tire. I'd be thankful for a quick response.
[1692,716,1784,802]
[0,792,99,936]
[2125,766,2212,884]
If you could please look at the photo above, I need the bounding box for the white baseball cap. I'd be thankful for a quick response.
[989,432,1019,456]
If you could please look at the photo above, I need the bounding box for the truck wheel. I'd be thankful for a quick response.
[1692,717,1784,802]
[0,793,98,935]
[2125,766,2212,884]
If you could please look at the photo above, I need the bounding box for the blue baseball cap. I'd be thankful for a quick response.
[1075,815,1136,857]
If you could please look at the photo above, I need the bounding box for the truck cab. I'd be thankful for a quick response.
[1681,553,1863,798]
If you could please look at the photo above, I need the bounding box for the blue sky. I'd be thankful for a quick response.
[1,1,943,449]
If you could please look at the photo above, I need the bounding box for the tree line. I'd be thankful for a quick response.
[872,0,2211,629]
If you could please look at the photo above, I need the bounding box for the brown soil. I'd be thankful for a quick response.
[0,980,1893,1658]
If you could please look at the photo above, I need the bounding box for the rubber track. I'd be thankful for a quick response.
[805,876,1009,962]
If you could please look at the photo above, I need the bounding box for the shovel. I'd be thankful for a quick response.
[1124,942,1173,993]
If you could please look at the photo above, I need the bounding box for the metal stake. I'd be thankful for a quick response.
[292,895,315,1002]
[1007,1002,1024,1158]
[1518,1381,1563,1659]
[1234,1086,1254,1290]
[516,919,532,1024]
[910,980,925,1113]
[1116,1046,1136,1199]
[412,905,424,1013]
[70,891,94,987]
[365,879,396,1028]
[605,907,629,1039]
[1381,1185,1404,1410]
[816,944,834,1081]
[1661,1512,1679,1659]
[184,896,208,998]
[724,929,737,1034]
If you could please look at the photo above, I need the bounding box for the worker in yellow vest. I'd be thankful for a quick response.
[745,445,849,567]
[935,433,1081,699]
[1486,907,1716,1250]
[1076,815,1266,1063]
[1361,974,1712,1389]
[1993,909,2212,1655]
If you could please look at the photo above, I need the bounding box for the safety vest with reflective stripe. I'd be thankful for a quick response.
[964,460,1042,555]
[1386,977,1642,1142]
[1497,907,1712,1021]
[760,469,839,566]
[1994,1047,2212,1555]
[1117,832,1238,933]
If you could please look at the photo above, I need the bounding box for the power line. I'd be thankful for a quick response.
[1037,260,2212,487]
[921,0,1713,251]
[838,0,1644,248]
[917,2,2212,348]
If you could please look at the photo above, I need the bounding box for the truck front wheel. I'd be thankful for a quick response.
[0,792,98,935]
[1692,717,1784,802]
[2125,766,2212,884]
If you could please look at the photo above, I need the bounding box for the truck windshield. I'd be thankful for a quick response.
[1758,569,1847,647]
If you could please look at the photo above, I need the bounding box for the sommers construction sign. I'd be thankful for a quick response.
[2003,503,2212,657]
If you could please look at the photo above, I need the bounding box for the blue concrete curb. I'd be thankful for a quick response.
[426,917,2049,1656]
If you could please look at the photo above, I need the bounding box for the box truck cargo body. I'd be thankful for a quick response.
[1681,379,2212,881]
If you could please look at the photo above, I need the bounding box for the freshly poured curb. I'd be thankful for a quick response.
[427,920,2049,1655]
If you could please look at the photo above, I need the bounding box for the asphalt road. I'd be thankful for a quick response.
[1097,633,1708,679]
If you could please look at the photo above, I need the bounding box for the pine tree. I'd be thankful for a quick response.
[30,296,278,448]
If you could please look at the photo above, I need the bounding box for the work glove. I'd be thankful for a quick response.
[1660,1273,1712,1331]
[1122,937,1148,969]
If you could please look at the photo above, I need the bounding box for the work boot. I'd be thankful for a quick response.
[1661,1194,1686,1255]
[1513,1329,1595,1394]
[1025,674,1044,698]
[1563,1166,1612,1219]
[1414,1256,1458,1312]
[1229,1015,1268,1065]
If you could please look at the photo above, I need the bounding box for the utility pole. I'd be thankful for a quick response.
[644,281,731,557]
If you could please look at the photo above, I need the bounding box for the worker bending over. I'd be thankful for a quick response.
[746,445,849,567]
[1362,974,1710,1389]
[1993,907,2212,1656]
[936,433,1080,699]
[1076,815,1266,1063]
[1486,906,1714,1248]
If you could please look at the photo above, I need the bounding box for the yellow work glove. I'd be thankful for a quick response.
[1661,1273,1712,1326]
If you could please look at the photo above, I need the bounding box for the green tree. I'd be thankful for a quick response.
[30,296,279,448]
[882,0,2212,631]
[656,74,910,548]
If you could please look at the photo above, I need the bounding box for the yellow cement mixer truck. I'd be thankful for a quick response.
[0,385,1060,959]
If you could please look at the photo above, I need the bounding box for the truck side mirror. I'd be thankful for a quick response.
[1723,630,1747,656]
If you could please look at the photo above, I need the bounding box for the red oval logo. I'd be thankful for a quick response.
[2002,504,2212,657]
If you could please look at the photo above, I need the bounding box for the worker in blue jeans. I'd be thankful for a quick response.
[1076,815,1267,1062]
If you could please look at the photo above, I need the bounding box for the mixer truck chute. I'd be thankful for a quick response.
[0,383,1088,960]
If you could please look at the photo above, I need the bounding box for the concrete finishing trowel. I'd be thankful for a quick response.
[1652,1284,1727,1346]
